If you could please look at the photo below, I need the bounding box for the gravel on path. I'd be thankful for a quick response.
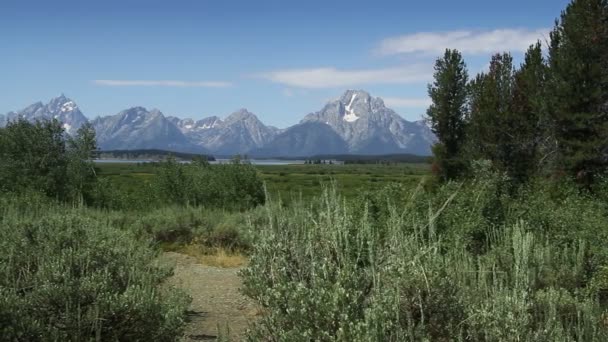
[162,252,259,341]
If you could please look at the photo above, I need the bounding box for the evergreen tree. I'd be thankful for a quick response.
[508,43,550,182]
[467,53,516,173]
[427,49,469,181]
[548,0,608,184]
[466,73,489,159]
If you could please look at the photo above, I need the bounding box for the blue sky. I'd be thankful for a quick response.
[0,0,569,127]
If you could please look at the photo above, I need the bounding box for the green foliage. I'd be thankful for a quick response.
[0,194,189,341]
[466,50,550,185]
[548,0,608,183]
[0,119,69,198]
[509,43,550,182]
[152,157,265,209]
[97,149,214,162]
[88,158,266,210]
[431,0,607,188]
[467,53,517,173]
[427,49,469,181]
[0,119,98,203]
[66,122,99,202]
[94,162,430,207]
[242,180,608,341]
[120,205,260,251]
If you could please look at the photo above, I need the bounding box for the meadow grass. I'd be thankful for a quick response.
[95,162,430,202]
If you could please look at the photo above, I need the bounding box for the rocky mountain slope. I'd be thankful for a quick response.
[252,122,348,157]
[170,109,278,155]
[91,107,203,152]
[299,90,433,155]
[2,94,88,135]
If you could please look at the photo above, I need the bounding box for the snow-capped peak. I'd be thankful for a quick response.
[61,101,77,112]
[343,93,360,122]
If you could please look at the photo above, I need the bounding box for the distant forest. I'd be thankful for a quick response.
[97,149,215,161]
[272,153,431,164]
[314,154,430,164]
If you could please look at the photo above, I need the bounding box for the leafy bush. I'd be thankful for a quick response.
[152,157,265,210]
[87,157,266,212]
[0,197,189,341]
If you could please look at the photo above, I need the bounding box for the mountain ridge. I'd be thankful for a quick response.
[2,91,435,156]
[1,94,88,135]
[91,106,204,153]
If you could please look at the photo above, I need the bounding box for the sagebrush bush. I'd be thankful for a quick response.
[0,196,190,341]
[241,179,608,341]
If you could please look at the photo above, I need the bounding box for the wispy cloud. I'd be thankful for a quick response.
[383,97,431,108]
[93,80,232,88]
[377,28,550,56]
[257,65,433,89]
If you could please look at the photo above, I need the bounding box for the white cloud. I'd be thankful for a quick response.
[93,80,232,88]
[378,28,550,56]
[383,97,431,108]
[258,65,433,89]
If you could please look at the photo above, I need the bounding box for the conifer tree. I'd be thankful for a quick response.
[427,49,469,180]
[467,53,516,173]
[508,43,549,182]
[548,0,608,184]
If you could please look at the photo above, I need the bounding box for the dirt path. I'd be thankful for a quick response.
[162,252,258,341]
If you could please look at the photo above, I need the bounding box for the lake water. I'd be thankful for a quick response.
[94,159,306,165]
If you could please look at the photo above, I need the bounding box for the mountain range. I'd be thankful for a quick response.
[1,90,435,156]
[2,94,88,135]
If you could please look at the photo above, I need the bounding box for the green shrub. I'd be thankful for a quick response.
[0,199,189,341]
[152,158,265,210]
[241,180,608,341]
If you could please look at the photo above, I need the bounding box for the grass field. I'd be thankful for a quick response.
[96,162,431,201]
[257,163,429,200]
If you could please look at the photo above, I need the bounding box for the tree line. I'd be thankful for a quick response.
[427,0,608,187]
[0,120,97,202]
[0,119,265,210]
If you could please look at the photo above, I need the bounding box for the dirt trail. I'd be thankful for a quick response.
[162,252,258,341]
